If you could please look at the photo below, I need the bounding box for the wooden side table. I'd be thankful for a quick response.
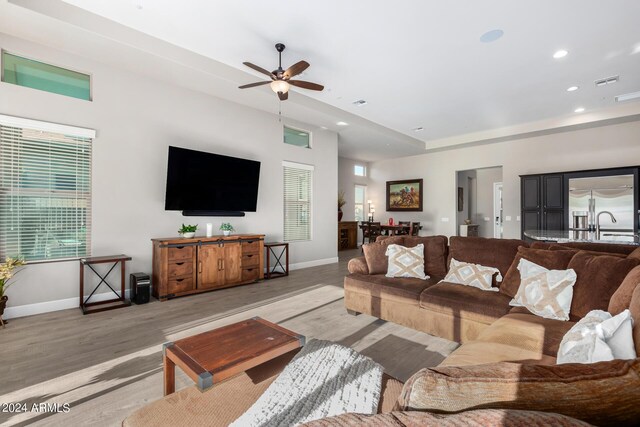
[264,242,289,279]
[162,317,305,395]
[79,254,132,314]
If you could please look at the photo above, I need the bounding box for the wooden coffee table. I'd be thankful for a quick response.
[162,317,305,395]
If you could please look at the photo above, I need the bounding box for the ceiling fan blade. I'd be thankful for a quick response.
[238,81,271,89]
[288,80,324,91]
[283,60,310,79]
[277,91,289,101]
[243,62,276,79]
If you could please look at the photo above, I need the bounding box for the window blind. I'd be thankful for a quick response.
[283,161,313,242]
[0,116,94,262]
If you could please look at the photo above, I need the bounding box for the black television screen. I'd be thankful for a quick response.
[164,146,260,212]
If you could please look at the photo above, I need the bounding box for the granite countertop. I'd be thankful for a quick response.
[524,229,639,246]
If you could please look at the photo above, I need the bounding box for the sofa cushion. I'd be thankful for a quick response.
[397,358,640,427]
[385,244,427,280]
[627,246,640,260]
[442,258,502,292]
[549,244,627,258]
[448,236,527,278]
[550,241,637,255]
[403,235,448,278]
[568,251,640,319]
[530,242,553,250]
[609,265,640,315]
[419,282,512,324]
[345,274,440,306]
[302,410,590,427]
[476,311,576,357]
[363,236,405,274]
[630,285,640,355]
[501,247,577,298]
[347,256,369,275]
[439,341,557,367]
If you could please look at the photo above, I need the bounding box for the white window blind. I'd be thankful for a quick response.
[0,115,94,262]
[283,161,313,242]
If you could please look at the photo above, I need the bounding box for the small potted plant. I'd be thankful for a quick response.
[178,224,197,238]
[0,256,26,327]
[220,223,234,236]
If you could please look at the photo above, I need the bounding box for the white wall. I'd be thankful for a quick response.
[369,120,640,239]
[0,34,338,314]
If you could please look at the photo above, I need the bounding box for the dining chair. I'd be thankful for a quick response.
[367,222,381,243]
[398,221,410,235]
[410,222,421,236]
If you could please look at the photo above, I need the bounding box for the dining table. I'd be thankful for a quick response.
[359,223,422,236]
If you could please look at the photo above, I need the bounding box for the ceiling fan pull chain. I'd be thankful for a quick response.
[278,101,282,122]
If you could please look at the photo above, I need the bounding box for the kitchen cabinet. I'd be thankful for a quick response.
[520,174,564,240]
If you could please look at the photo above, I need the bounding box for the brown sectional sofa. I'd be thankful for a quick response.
[124,236,640,426]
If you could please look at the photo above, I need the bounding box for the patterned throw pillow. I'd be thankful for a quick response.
[557,309,636,364]
[385,244,428,280]
[509,258,577,321]
[441,258,502,292]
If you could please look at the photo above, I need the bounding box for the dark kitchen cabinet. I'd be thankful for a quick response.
[520,173,564,240]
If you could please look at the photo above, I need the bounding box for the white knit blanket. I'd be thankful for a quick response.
[230,339,383,427]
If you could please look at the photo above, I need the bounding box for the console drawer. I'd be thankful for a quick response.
[241,253,260,268]
[167,276,194,295]
[241,240,261,254]
[241,267,260,282]
[168,260,192,277]
[168,245,194,261]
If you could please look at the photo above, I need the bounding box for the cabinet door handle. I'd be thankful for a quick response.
[176,246,184,249]
[198,261,202,274]
[221,259,225,270]
[218,259,222,271]
[175,262,184,266]
[247,254,253,258]
[176,278,184,282]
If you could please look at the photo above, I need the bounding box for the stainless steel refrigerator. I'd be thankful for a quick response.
[568,174,636,242]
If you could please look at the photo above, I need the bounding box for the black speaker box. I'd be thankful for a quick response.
[130,272,151,304]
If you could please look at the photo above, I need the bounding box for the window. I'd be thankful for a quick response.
[354,164,366,177]
[283,126,310,148]
[354,185,366,221]
[1,51,91,101]
[283,161,313,241]
[0,115,95,262]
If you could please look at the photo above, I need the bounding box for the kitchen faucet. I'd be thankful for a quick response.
[596,211,617,240]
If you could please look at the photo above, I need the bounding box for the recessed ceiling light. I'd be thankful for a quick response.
[480,29,504,43]
[412,127,424,132]
[352,99,367,106]
[553,49,568,59]
[567,86,579,92]
[574,107,585,113]
[336,121,348,126]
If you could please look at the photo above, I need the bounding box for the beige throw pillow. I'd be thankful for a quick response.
[385,244,428,280]
[441,258,502,292]
[509,258,577,321]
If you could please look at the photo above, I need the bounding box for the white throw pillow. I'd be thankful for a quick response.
[509,258,576,321]
[440,258,502,292]
[557,309,636,364]
[385,244,428,280]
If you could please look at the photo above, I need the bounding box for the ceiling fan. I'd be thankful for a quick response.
[239,43,324,101]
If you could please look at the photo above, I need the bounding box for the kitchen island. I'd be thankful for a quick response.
[524,229,639,245]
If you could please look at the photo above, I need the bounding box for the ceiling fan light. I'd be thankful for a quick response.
[270,80,290,94]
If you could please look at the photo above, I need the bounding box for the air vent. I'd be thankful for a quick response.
[595,75,619,87]
[352,99,367,106]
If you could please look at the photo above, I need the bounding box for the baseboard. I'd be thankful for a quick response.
[3,289,132,320]
[289,257,339,271]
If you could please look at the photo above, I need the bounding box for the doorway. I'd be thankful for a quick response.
[456,166,503,238]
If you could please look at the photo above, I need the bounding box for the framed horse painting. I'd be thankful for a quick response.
[386,179,423,212]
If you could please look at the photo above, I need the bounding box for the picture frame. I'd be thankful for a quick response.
[386,179,423,212]
[457,187,464,212]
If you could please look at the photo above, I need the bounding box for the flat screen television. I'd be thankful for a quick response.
[165,146,260,216]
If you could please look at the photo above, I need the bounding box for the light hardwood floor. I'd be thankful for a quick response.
[0,250,458,426]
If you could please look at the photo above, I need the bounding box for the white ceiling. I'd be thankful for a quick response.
[3,0,640,160]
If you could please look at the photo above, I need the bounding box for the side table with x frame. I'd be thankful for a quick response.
[264,242,289,279]
[79,254,132,314]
